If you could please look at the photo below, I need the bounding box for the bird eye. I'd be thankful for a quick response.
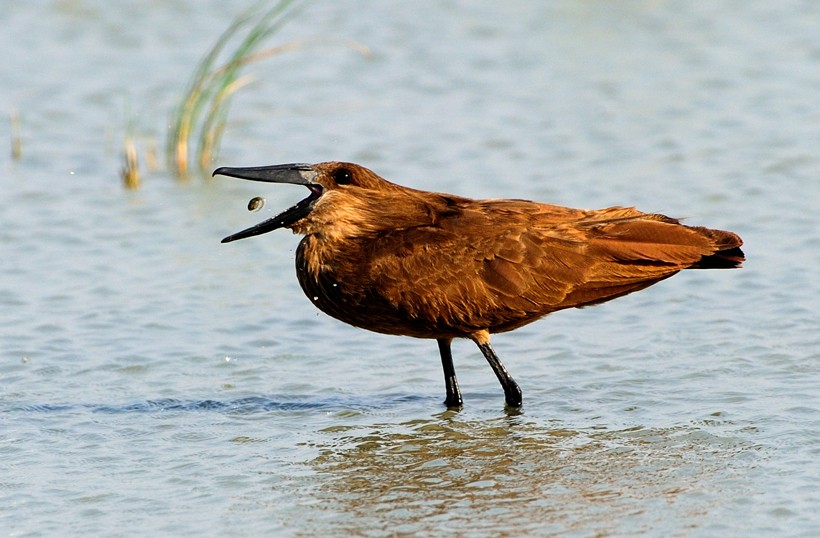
[332,168,352,185]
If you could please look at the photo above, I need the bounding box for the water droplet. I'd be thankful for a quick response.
[21,356,29,364]
[224,356,233,363]
[312,296,319,301]
[247,196,265,212]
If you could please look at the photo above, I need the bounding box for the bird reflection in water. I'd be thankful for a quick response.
[303,414,752,535]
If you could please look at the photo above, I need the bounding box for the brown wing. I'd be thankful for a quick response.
[359,200,586,334]
[362,201,742,336]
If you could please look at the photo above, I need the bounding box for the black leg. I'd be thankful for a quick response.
[477,342,523,408]
[437,338,463,408]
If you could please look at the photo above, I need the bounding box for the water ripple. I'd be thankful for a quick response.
[3,394,433,415]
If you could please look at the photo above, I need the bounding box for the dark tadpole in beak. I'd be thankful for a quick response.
[214,164,322,243]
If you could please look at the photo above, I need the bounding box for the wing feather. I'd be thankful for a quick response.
[321,198,742,336]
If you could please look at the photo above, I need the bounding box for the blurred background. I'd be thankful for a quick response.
[1,1,818,536]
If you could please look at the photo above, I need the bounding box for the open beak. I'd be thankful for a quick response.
[214,164,322,243]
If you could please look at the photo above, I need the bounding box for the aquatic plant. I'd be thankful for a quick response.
[121,100,141,189]
[167,0,370,178]
[167,0,301,178]
[10,108,22,160]
[121,134,140,189]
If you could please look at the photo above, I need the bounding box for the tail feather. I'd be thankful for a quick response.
[687,226,745,268]
[584,218,744,268]
[691,245,745,268]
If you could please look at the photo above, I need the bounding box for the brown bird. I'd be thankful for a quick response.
[215,162,744,408]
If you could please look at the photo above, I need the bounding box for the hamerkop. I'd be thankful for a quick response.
[215,162,744,408]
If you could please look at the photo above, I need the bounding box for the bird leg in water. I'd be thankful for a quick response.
[477,342,523,408]
[437,338,463,408]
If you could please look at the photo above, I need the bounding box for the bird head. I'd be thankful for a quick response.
[215,161,397,243]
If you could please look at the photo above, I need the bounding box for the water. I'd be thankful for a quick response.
[1,1,818,536]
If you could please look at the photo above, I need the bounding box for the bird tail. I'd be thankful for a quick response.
[580,210,746,271]
[686,226,745,269]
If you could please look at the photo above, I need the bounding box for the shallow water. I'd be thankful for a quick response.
[1,1,819,536]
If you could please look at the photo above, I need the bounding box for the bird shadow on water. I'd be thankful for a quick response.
[297,410,760,537]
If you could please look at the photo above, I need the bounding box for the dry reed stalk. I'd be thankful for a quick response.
[121,135,140,189]
[145,137,159,172]
[10,109,22,160]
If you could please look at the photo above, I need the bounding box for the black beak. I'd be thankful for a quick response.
[214,164,322,243]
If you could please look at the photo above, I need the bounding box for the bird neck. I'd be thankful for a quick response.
[291,188,435,241]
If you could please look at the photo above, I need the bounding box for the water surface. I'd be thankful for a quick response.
[1,1,818,536]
